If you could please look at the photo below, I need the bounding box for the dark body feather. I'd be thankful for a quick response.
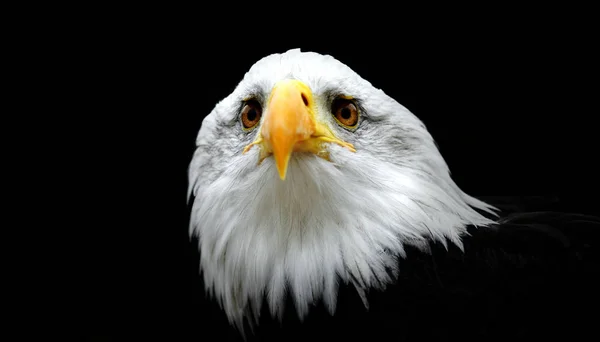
[187,197,600,342]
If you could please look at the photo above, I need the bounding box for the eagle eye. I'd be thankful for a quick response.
[241,100,262,130]
[332,98,359,129]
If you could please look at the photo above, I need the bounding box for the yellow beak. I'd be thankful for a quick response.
[243,79,355,180]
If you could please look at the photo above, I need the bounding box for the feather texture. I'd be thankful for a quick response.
[188,49,500,333]
[187,207,600,341]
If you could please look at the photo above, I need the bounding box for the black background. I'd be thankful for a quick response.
[44,13,598,340]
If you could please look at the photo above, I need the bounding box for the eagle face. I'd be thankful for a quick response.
[188,49,496,329]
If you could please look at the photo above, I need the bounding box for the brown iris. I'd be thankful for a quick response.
[332,98,359,128]
[241,100,262,129]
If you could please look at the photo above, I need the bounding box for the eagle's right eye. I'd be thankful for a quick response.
[241,100,262,130]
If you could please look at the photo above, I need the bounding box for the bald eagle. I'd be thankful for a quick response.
[188,49,599,341]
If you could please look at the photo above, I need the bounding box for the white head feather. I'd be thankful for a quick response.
[188,48,497,330]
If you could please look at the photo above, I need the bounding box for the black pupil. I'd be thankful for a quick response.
[340,107,351,120]
[247,108,257,121]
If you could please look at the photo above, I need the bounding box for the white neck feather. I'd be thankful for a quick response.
[189,143,496,330]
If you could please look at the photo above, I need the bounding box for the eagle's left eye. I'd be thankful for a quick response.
[332,98,359,129]
[241,100,262,130]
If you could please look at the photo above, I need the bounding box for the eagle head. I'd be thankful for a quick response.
[188,48,496,330]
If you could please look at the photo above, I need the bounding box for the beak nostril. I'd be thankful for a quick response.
[301,93,309,107]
